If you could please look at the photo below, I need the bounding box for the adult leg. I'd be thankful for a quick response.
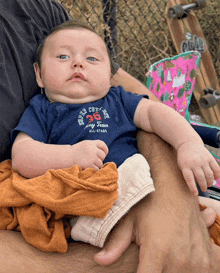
[0,230,139,273]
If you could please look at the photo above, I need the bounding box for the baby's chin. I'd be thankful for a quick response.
[46,94,106,105]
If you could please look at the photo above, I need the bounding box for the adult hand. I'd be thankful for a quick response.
[94,194,220,272]
[71,140,108,170]
[95,131,220,272]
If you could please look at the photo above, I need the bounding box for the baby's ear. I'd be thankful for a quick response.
[33,62,44,88]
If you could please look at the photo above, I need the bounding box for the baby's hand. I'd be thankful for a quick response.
[71,140,109,171]
[177,142,220,195]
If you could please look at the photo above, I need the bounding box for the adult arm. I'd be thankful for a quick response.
[111,67,160,101]
[95,131,220,272]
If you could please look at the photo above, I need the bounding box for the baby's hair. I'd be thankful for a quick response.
[35,20,115,74]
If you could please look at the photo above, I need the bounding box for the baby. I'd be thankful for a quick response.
[11,20,220,197]
[11,19,220,246]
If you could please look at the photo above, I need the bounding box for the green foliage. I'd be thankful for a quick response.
[185,81,192,91]
[189,69,196,79]
[161,71,164,84]
[156,82,160,93]
[163,91,169,102]
[178,88,184,98]
[146,76,153,88]
[158,65,163,77]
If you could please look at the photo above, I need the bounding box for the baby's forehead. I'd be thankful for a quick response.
[46,28,107,50]
[41,27,111,65]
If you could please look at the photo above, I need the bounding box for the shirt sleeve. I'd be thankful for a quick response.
[11,95,49,144]
[115,86,149,121]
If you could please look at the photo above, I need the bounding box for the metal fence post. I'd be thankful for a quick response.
[102,0,118,56]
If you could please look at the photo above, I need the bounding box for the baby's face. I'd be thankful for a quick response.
[35,28,111,104]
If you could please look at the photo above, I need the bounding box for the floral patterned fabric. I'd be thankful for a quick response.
[146,51,201,122]
[146,51,220,191]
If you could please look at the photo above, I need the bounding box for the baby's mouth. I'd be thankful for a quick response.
[69,72,85,81]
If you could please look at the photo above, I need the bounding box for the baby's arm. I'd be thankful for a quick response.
[134,99,220,195]
[12,132,108,178]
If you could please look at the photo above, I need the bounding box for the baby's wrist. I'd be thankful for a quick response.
[176,140,204,151]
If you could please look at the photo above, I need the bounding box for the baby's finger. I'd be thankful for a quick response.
[91,164,101,171]
[202,165,214,188]
[210,159,220,180]
[97,148,107,161]
[93,157,104,170]
[95,140,109,156]
[182,168,198,195]
[193,168,207,192]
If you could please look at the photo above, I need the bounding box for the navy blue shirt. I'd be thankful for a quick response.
[12,86,148,167]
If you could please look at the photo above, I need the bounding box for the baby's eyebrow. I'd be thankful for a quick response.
[82,46,102,56]
[59,45,72,49]
[59,45,98,51]
[57,44,106,58]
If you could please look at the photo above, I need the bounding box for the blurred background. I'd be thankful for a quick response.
[58,0,220,122]
[58,0,220,84]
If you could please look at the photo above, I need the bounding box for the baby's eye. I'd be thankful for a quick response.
[58,55,69,60]
[87,56,98,62]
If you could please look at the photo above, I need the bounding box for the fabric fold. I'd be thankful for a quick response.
[0,160,118,252]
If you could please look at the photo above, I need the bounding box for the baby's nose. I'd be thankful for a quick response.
[72,56,84,68]
[73,62,83,68]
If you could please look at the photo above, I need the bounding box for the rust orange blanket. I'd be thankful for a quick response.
[0,160,118,253]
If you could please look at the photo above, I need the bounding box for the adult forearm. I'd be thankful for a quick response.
[94,131,214,271]
[136,131,214,271]
[111,67,160,101]
[137,130,199,206]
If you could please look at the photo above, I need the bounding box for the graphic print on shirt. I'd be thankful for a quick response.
[77,106,110,133]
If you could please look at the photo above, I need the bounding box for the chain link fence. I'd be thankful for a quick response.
[58,0,220,85]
